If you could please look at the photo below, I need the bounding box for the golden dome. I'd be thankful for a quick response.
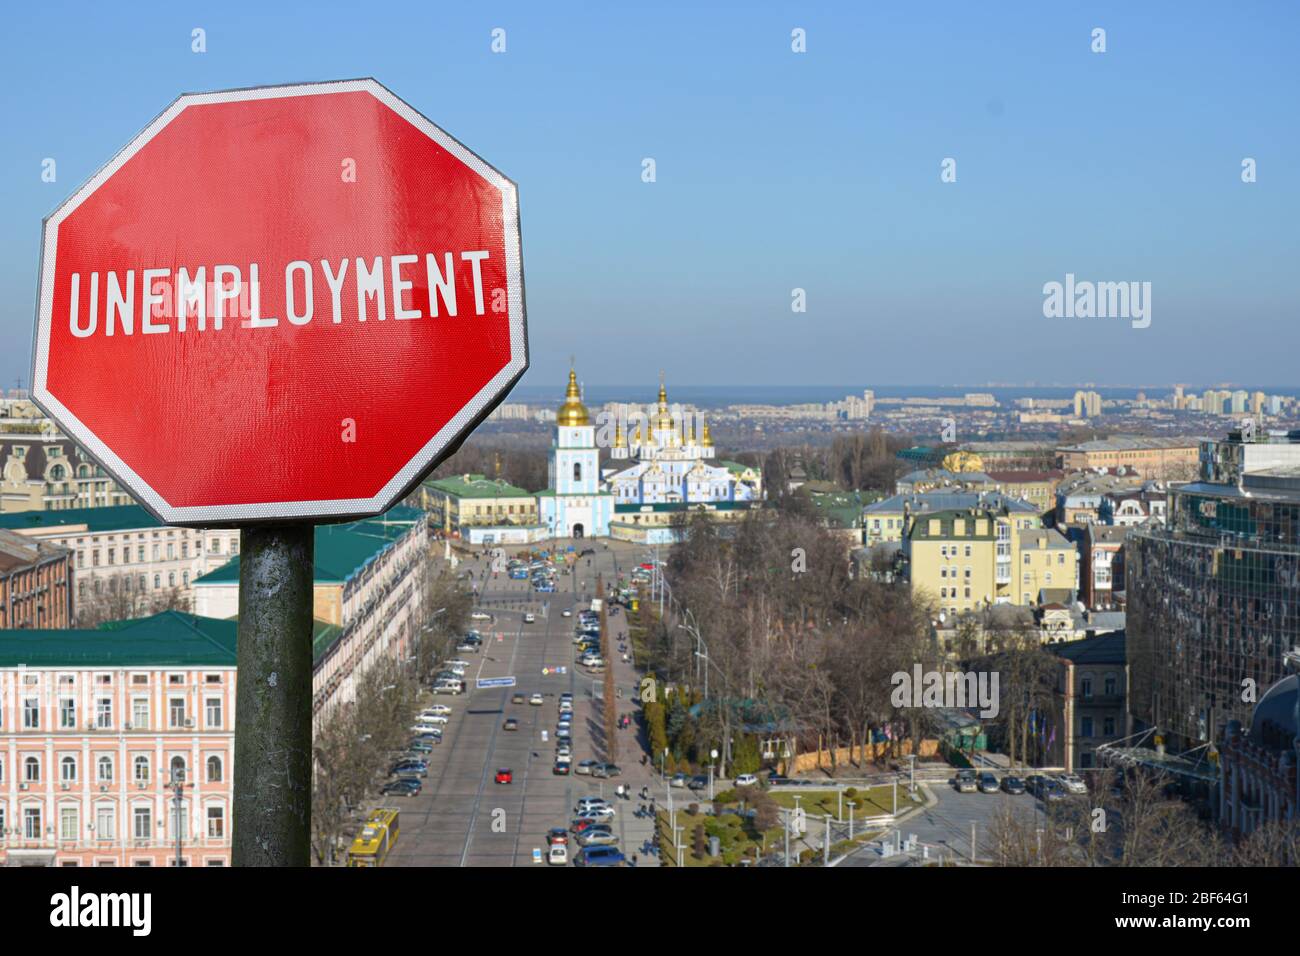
[701,421,714,447]
[557,369,590,426]
[655,379,674,431]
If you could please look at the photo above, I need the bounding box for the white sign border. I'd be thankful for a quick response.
[31,78,528,527]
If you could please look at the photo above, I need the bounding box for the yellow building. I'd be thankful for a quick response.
[905,502,1071,615]
[864,491,1039,548]
[418,474,540,541]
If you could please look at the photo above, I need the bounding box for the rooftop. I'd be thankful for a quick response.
[195,507,425,586]
[424,474,533,498]
[867,491,1039,515]
[1046,631,1126,665]
[0,611,236,668]
[0,503,161,535]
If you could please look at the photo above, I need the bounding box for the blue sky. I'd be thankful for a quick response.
[2,1,1296,390]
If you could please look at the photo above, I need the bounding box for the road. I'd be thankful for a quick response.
[839,783,1047,866]
[384,537,658,866]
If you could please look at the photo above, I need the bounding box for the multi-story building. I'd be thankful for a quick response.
[0,612,236,866]
[1076,524,1127,609]
[0,401,133,514]
[0,506,240,624]
[1054,472,1144,527]
[192,507,429,724]
[1057,436,1200,480]
[0,530,73,629]
[864,490,1039,548]
[1016,528,1080,606]
[418,474,540,545]
[1098,484,1168,527]
[904,500,1052,616]
[1128,429,1300,752]
[1045,632,1128,770]
[1217,674,1298,839]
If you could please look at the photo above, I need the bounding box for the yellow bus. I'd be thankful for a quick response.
[346,807,401,867]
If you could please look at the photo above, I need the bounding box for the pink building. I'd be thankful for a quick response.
[0,612,236,866]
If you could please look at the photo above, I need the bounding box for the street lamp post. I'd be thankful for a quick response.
[708,749,718,800]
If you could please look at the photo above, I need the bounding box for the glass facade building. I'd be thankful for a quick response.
[1128,430,1300,752]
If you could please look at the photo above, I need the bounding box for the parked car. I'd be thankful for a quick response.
[978,772,1000,794]
[575,797,609,812]
[546,827,569,846]
[390,760,427,777]
[529,693,544,706]
[574,806,615,823]
[688,775,709,791]
[503,717,519,731]
[591,763,621,779]
[407,740,434,754]
[574,846,625,867]
[512,693,526,704]
[456,641,479,653]
[495,768,513,785]
[577,828,619,847]
[562,608,573,617]
[547,844,568,865]
[423,705,452,716]
[471,610,493,621]
[1001,776,1027,795]
[670,773,688,788]
[524,612,536,624]
[553,760,571,775]
[953,771,978,793]
[1025,774,1046,796]
[575,760,598,775]
[1058,773,1087,795]
[1041,779,1066,802]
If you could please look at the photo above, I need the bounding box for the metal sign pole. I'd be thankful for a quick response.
[232,524,314,866]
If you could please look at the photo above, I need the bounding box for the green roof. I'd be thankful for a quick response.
[719,460,760,476]
[805,490,865,529]
[194,506,425,586]
[425,474,532,498]
[0,504,161,534]
[0,611,236,668]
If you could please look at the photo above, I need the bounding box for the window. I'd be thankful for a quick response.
[133,807,151,840]
[97,755,114,783]
[153,574,160,589]
[61,806,79,840]
[96,806,116,840]
[207,755,223,783]
[60,755,77,783]
[573,462,582,482]
[133,756,150,783]
[205,697,222,729]
[169,698,186,728]
[170,756,186,783]
[23,697,39,730]
[25,807,42,840]
[207,805,225,839]
[1081,716,1094,739]
[96,697,112,729]
[1104,674,1117,696]
[1081,676,1093,699]
[25,756,41,782]
[59,698,76,729]
[1104,717,1116,735]
[168,571,176,588]
[132,698,149,729]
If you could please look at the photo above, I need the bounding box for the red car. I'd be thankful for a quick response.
[495,768,513,785]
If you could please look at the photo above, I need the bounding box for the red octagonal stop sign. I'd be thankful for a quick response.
[32,79,526,526]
